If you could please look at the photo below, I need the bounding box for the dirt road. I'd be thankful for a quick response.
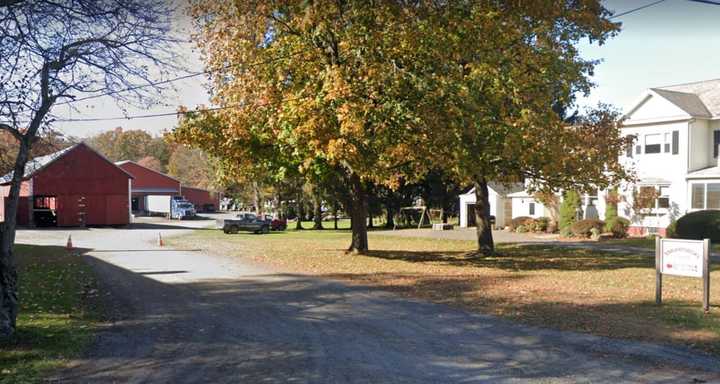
[15,218,720,383]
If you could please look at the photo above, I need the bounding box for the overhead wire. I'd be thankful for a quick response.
[35,0,720,123]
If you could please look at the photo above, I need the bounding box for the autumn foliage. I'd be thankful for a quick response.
[176,1,633,254]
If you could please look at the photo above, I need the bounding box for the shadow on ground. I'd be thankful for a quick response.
[363,243,654,271]
[45,252,720,384]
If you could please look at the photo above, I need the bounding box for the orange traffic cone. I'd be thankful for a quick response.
[66,235,73,251]
[158,232,164,247]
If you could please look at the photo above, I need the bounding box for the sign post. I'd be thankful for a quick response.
[655,237,662,305]
[656,238,711,312]
[704,239,710,312]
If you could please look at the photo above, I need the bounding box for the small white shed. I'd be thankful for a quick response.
[458,183,523,229]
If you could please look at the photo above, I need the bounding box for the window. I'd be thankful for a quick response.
[714,131,720,158]
[692,184,705,209]
[644,134,662,154]
[664,133,671,153]
[33,196,56,210]
[658,186,670,208]
[672,131,679,155]
[691,183,720,210]
[709,184,720,209]
[637,185,670,212]
[529,202,535,215]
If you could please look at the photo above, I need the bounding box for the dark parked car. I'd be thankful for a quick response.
[220,212,271,234]
[263,215,287,231]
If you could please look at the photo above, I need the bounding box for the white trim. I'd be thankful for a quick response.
[623,116,694,126]
[128,179,133,224]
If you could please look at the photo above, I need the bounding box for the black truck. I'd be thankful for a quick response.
[219,212,271,234]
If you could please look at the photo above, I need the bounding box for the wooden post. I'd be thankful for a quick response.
[656,236,662,305]
[703,238,711,312]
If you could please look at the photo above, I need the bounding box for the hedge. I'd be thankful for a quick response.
[675,210,720,242]
[570,219,605,238]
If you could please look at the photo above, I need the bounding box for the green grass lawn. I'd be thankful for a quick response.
[169,228,720,356]
[0,245,101,384]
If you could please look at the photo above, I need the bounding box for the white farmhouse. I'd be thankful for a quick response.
[620,79,720,236]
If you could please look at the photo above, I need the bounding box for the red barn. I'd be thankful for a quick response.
[0,143,133,227]
[116,160,181,213]
[181,186,220,213]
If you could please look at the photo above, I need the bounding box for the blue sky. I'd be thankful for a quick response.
[55,0,720,138]
[578,0,720,111]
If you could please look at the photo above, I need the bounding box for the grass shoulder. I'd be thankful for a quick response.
[0,244,102,384]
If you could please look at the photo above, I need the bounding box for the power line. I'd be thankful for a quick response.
[55,51,304,106]
[610,0,667,19]
[687,0,720,5]
[54,93,314,122]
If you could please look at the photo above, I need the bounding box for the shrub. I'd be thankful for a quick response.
[570,219,605,238]
[532,217,549,233]
[675,211,720,242]
[603,189,620,233]
[559,190,582,231]
[511,216,534,230]
[560,226,573,238]
[608,217,630,238]
[516,224,528,233]
[666,219,678,238]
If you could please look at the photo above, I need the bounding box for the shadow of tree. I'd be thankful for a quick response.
[364,244,654,271]
[50,257,720,383]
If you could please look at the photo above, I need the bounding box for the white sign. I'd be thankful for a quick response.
[660,239,704,278]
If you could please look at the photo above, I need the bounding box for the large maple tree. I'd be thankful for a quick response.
[179,1,631,255]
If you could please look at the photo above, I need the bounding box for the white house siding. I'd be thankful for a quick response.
[626,93,689,121]
[620,118,691,231]
[690,119,712,171]
[511,196,546,219]
[458,189,500,228]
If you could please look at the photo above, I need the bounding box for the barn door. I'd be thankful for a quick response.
[56,195,85,227]
[467,203,477,227]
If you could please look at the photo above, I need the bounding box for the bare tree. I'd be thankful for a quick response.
[0,0,177,337]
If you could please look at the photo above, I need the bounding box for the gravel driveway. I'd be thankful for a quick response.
[14,218,720,383]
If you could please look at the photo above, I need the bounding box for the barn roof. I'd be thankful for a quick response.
[0,142,133,185]
[115,160,181,184]
[0,146,74,184]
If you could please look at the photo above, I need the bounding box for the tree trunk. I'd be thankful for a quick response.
[347,174,368,254]
[252,182,261,215]
[312,194,323,230]
[367,215,374,229]
[473,177,495,256]
[295,194,303,230]
[384,203,395,229]
[333,202,339,230]
[0,142,31,338]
